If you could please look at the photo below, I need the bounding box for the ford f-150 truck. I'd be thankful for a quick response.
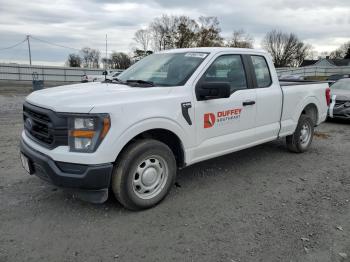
[20,48,330,210]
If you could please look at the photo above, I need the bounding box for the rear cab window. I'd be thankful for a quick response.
[251,55,272,88]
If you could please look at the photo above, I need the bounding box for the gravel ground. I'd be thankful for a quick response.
[0,93,349,262]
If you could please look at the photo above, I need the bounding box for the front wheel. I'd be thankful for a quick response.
[112,139,176,210]
[286,115,314,153]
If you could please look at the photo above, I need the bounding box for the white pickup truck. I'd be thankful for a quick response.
[20,48,330,210]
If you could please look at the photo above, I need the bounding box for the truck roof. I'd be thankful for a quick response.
[158,47,267,55]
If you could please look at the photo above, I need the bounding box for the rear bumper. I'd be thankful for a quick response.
[20,138,113,203]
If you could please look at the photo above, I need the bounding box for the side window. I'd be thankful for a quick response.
[201,55,247,93]
[251,56,272,88]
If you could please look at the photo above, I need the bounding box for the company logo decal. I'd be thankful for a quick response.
[204,113,216,128]
[204,108,242,128]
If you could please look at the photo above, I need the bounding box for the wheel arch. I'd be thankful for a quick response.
[116,128,186,168]
[294,96,321,126]
[301,103,319,126]
[111,119,188,168]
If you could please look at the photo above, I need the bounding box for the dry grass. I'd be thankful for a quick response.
[314,131,330,139]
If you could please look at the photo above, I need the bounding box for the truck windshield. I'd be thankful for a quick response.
[117,52,209,87]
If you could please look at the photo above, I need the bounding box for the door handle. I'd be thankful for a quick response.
[242,100,256,106]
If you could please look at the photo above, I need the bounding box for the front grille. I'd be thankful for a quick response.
[23,106,53,144]
[23,102,68,148]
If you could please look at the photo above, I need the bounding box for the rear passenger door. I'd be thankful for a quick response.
[249,55,282,141]
[193,53,257,160]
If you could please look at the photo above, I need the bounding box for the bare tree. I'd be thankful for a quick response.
[329,41,350,59]
[66,53,81,67]
[196,16,223,47]
[292,44,313,67]
[226,30,254,48]
[91,49,100,68]
[134,14,225,51]
[80,47,91,68]
[80,47,101,68]
[174,16,198,48]
[150,15,177,51]
[110,52,131,69]
[345,46,350,59]
[101,57,112,69]
[134,29,151,52]
[262,30,310,67]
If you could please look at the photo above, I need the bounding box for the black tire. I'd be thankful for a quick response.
[286,115,314,153]
[112,139,176,210]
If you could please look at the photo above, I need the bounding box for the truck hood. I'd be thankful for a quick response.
[26,82,172,113]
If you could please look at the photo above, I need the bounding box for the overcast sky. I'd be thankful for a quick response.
[0,0,349,65]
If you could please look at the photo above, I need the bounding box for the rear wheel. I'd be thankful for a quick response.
[286,115,314,153]
[112,139,176,210]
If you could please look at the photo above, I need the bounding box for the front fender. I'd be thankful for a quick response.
[107,117,189,163]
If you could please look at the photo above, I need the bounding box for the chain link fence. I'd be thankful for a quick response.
[1,63,350,83]
[0,63,104,82]
[276,66,350,78]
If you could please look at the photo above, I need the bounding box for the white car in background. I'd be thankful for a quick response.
[105,70,124,81]
[81,70,123,83]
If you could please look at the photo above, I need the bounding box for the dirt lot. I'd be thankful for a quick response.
[0,92,349,262]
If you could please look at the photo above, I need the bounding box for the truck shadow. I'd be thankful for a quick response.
[51,139,287,212]
[175,139,286,186]
[326,118,350,125]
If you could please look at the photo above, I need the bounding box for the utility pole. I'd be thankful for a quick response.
[105,34,108,69]
[26,35,32,66]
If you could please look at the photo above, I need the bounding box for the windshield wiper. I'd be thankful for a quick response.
[108,78,127,85]
[126,79,154,87]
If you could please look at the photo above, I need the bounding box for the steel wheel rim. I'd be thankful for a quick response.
[132,155,168,200]
[300,123,311,146]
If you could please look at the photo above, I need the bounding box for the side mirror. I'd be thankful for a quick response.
[196,82,231,100]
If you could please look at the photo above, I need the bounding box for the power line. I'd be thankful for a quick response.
[1,35,118,66]
[0,38,27,51]
[29,35,81,51]
[1,35,117,54]
[29,35,116,54]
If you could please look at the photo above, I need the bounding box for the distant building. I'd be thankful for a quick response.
[300,60,318,67]
[301,57,350,67]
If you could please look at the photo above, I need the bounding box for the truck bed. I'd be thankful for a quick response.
[278,81,329,137]
[279,80,331,86]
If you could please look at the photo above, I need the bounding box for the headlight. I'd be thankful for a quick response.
[68,114,110,152]
[344,101,350,107]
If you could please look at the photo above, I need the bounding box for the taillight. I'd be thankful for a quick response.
[326,87,331,106]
